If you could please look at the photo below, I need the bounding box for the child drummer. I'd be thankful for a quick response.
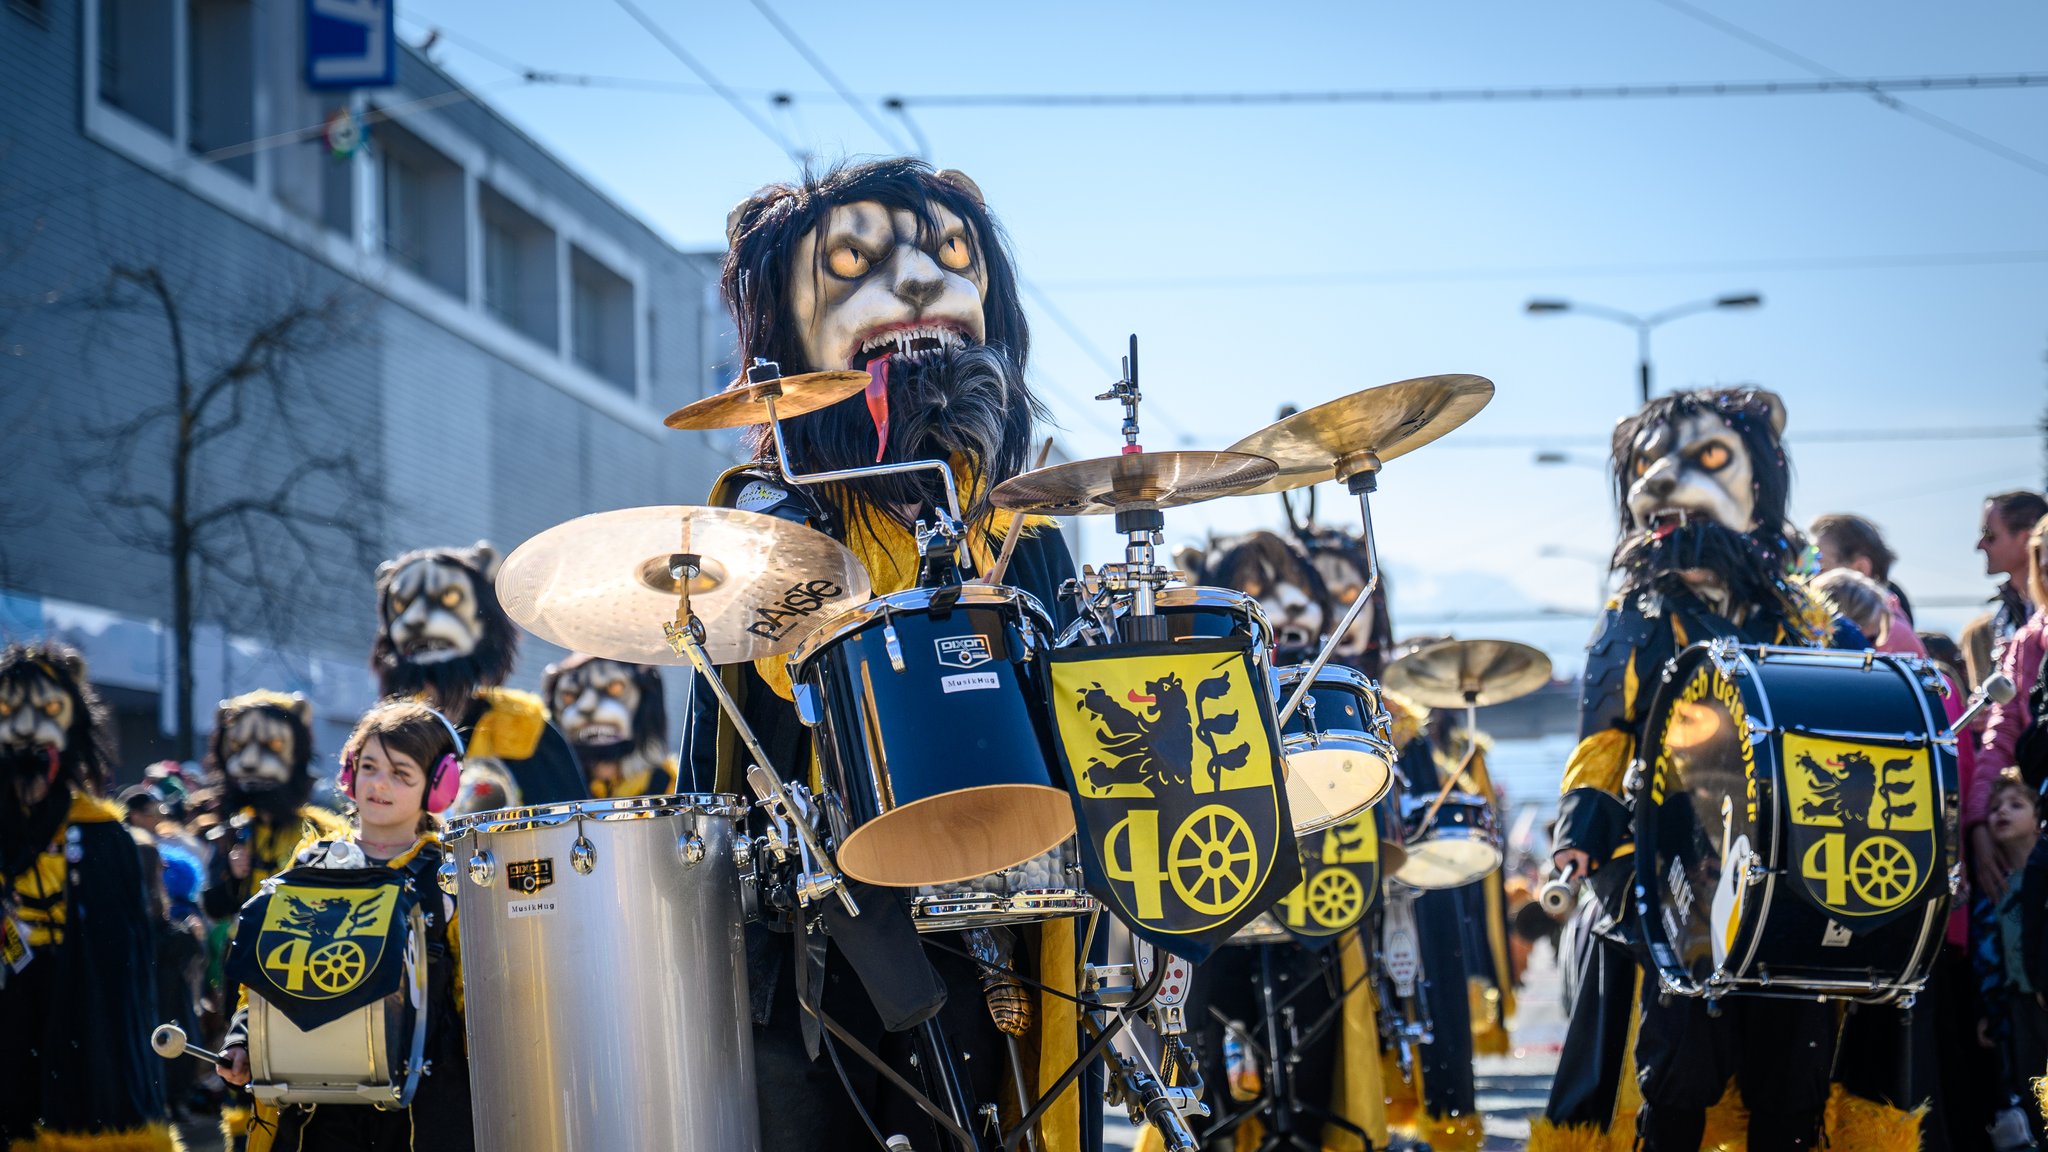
[217,700,476,1152]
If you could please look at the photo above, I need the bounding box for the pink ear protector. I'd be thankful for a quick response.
[339,708,466,816]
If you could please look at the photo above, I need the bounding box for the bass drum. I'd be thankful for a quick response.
[448,796,760,1152]
[1634,641,1956,1003]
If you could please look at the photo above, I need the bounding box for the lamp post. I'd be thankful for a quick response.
[1525,293,1762,407]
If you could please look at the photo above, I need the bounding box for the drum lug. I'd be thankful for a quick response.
[467,849,495,888]
[732,836,754,870]
[436,857,460,896]
[1746,717,1771,746]
[679,833,707,866]
[1742,856,1768,887]
[571,834,596,876]
[883,621,906,673]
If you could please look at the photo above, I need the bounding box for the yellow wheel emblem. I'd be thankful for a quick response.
[1306,869,1365,928]
[1169,804,1258,916]
[307,940,367,993]
[1848,836,1917,909]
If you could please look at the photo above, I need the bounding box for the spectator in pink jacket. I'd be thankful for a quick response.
[1969,513,2048,897]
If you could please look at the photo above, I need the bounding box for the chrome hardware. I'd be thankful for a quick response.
[732,837,754,870]
[679,833,706,866]
[792,682,821,727]
[570,835,596,875]
[883,621,906,673]
[467,849,496,887]
[436,857,460,896]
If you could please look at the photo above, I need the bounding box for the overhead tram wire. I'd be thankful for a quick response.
[606,0,804,163]
[744,0,914,154]
[1018,280,1202,449]
[1650,0,2048,180]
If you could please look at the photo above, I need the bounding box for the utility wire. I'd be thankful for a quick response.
[743,0,913,154]
[1019,280,1202,448]
[887,72,2048,108]
[1650,0,2048,179]
[605,0,803,163]
[1441,427,2036,449]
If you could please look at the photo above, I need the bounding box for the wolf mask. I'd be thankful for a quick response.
[542,654,666,777]
[372,543,520,706]
[0,642,113,874]
[208,690,315,817]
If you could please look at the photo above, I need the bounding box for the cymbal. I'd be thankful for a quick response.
[496,506,872,666]
[1382,638,1553,710]
[664,370,871,431]
[990,451,1278,516]
[1226,375,1494,495]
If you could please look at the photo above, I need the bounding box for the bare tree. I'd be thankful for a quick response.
[73,264,384,757]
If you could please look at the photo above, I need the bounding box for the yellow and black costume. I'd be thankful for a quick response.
[0,642,177,1152]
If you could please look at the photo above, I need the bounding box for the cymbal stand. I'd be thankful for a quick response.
[1278,456,1382,727]
[1088,338,1181,644]
[1417,695,1482,834]
[662,552,858,917]
[748,359,968,580]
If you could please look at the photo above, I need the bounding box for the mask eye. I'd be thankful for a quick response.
[1695,443,1731,471]
[937,235,973,271]
[605,681,625,697]
[1633,456,1650,478]
[42,700,63,717]
[0,702,12,717]
[267,738,287,753]
[439,587,464,608]
[828,246,870,279]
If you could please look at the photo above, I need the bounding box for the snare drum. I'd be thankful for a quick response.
[911,838,1097,931]
[448,796,760,1152]
[245,912,428,1107]
[1275,664,1396,835]
[791,584,1075,888]
[1634,642,1955,1003]
[1395,792,1502,890]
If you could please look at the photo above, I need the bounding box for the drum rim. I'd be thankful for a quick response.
[444,793,748,836]
[789,582,1054,670]
[1274,662,1379,696]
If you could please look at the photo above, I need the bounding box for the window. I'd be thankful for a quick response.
[97,0,175,137]
[187,0,255,181]
[481,186,558,349]
[378,121,466,299]
[571,247,634,391]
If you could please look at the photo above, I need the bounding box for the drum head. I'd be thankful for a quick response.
[1394,837,1501,890]
[1285,743,1394,834]
[835,784,1077,889]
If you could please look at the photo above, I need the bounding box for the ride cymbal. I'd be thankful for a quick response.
[1227,375,1494,495]
[989,451,1278,516]
[497,505,872,666]
[663,370,872,431]
[1382,638,1553,710]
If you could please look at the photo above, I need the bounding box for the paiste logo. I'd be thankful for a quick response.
[745,580,845,640]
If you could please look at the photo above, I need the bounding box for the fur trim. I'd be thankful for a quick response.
[9,1123,182,1151]
[219,1105,251,1141]
[2037,1071,2048,1127]
[1405,1111,1484,1152]
[1525,1118,1616,1152]
[1823,1083,1923,1152]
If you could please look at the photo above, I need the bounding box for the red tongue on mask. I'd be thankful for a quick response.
[865,359,891,463]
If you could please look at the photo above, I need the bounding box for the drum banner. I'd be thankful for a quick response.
[1043,637,1300,963]
[1275,811,1381,942]
[1782,731,1937,926]
[225,866,417,1031]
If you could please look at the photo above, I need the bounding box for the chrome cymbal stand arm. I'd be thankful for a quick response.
[665,553,859,918]
[1279,466,1381,727]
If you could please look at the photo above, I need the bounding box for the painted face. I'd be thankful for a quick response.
[551,659,641,749]
[0,670,72,758]
[1311,552,1377,662]
[222,708,296,792]
[384,558,484,665]
[789,201,987,372]
[1624,411,1757,535]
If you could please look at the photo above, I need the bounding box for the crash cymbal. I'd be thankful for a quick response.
[1382,638,1553,710]
[990,451,1278,516]
[497,506,872,666]
[1226,375,1494,495]
[663,370,872,431]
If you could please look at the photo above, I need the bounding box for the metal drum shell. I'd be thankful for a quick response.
[1632,643,1956,1003]
[910,837,1097,932]
[1275,663,1398,835]
[1394,793,1502,890]
[791,584,1075,889]
[447,795,760,1152]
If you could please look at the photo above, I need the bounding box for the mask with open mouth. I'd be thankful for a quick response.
[1184,531,1331,663]
[542,654,667,775]
[0,642,113,874]
[208,690,315,816]
[372,543,520,706]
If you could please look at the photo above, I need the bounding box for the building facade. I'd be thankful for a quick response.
[2,1,741,765]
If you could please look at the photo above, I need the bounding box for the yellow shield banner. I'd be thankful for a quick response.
[1272,811,1382,940]
[227,866,416,1031]
[1045,637,1299,963]
[1782,732,1937,923]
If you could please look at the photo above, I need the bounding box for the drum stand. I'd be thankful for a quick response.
[1278,461,1381,727]
[1204,944,1371,1152]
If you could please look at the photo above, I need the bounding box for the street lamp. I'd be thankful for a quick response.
[1525,292,1763,407]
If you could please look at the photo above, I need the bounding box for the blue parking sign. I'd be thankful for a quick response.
[306,0,395,90]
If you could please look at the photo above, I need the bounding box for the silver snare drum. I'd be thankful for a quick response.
[911,838,1096,931]
[447,795,759,1152]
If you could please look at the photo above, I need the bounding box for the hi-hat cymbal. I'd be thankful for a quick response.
[990,451,1278,516]
[664,370,872,431]
[497,506,872,666]
[1226,375,1494,495]
[1383,638,1553,710]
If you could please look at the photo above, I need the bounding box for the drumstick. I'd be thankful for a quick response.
[980,438,1054,586]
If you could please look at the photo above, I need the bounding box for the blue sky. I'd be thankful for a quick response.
[404,0,2046,671]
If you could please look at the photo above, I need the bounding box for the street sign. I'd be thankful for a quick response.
[306,0,395,90]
